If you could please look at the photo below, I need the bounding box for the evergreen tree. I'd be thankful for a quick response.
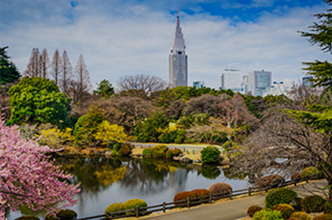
[93,79,114,99]
[0,46,21,84]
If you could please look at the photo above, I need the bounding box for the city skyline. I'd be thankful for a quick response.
[1,0,331,89]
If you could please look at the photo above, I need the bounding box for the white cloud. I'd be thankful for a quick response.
[1,1,330,90]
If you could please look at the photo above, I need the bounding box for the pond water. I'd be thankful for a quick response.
[8,156,251,219]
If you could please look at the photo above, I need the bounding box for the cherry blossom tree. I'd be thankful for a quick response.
[0,117,80,219]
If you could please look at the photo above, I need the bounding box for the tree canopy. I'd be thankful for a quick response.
[0,46,21,84]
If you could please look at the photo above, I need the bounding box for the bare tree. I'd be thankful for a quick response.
[73,54,91,104]
[24,48,40,77]
[117,74,167,99]
[60,50,73,95]
[51,49,62,86]
[39,48,49,78]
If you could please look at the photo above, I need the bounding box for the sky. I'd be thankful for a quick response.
[0,0,331,89]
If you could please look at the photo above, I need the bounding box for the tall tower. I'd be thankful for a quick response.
[169,8,188,88]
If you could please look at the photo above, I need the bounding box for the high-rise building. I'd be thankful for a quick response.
[248,70,272,96]
[169,9,188,88]
[221,69,241,92]
[193,81,204,88]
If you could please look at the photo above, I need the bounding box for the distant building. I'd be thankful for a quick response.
[193,81,204,88]
[169,9,188,88]
[264,79,294,97]
[248,70,272,97]
[241,75,248,95]
[221,69,242,93]
[303,76,313,87]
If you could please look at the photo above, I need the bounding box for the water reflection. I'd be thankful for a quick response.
[9,156,250,219]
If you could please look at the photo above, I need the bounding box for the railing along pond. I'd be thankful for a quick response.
[73,177,314,220]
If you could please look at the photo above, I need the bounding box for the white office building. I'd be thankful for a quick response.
[221,69,242,92]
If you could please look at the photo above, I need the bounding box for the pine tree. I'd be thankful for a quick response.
[0,46,21,84]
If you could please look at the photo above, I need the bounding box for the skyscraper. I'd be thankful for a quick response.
[248,70,272,96]
[169,9,188,88]
[221,69,241,92]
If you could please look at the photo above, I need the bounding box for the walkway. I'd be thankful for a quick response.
[140,180,328,220]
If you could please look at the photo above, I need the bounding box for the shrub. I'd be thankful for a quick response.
[313,214,332,220]
[253,209,283,220]
[172,148,182,156]
[151,145,168,158]
[208,182,232,196]
[15,216,40,220]
[105,202,125,216]
[247,205,262,217]
[291,172,300,182]
[290,197,303,211]
[123,198,147,211]
[301,195,325,213]
[173,191,191,206]
[256,175,285,188]
[325,201,332,214]
[142,148,153,157]
[300,167,324,180]
[290,211,312,220]
[174,189,210,206]
[188,189,211,199]
[165,149,173,158]
[45,209,77,220]
[118,145,131,156]
[265,187,298,209]
[200,146,221,163]
[273,203,295,219]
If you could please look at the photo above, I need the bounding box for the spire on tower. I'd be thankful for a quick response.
[177,7,179,18]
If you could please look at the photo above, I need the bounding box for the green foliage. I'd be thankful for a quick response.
[15,216,40,220]
[142,148,153,157]
[201,164,221,179]
[0,46,21,84]
[256,175,285,188]
[300,167,324,179]
[201,146,221,164]
[265,187,298,209]
[273,203,295,219]
[172,148,182,156]
[123,199,147,212]
[93,79,114,99]
[165,149,173,158]
[208,182,232,195]
[134,112,169,142]
[118,145,131,156]
[290,211,312,220]
[325,201,332,214]
[253,209,283,220]
[104,202,125,215]
[247,205,262,217]
[73,103,105,146]
[8,77,70,125]
[301,195,325,213]
[313,214,332,220]
[151,144,169,158]
[45,209,77,220]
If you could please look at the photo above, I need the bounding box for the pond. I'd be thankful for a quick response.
[8,156,251,219]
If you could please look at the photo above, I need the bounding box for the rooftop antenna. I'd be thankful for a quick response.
[177,7,179,18]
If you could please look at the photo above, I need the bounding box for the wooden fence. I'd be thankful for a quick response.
[74,177,314,220]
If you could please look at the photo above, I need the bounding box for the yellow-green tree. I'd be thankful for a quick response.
[94,120,127,146]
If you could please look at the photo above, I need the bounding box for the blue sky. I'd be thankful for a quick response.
[0,0,330,89]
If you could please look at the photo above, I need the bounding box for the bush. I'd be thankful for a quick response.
[325,201,332,214]
[123,198,147,211]
[174,189,210,206]
[165,149,173,158]
[118,145,131,156]
[313,214,332,220]
[208,182,232,196]
[256,175,285,188]
[290,211,312,220]
[15,216,40,220]
[151,145,168,158]
[265,187,298,209]
[290,197,303,211]
[253,209,283,220]
[300,167,324,180]
[105,202,125,216]
[172,148,182,156]
[188,189,211,199]
[247,205,262,217]
[291,172,300,182]
[200,146,221,163]
[173,191,191,206]
[273,203,294,219]
[142,148,153,157]
[45,209,77,220]
[301,195,325,213]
